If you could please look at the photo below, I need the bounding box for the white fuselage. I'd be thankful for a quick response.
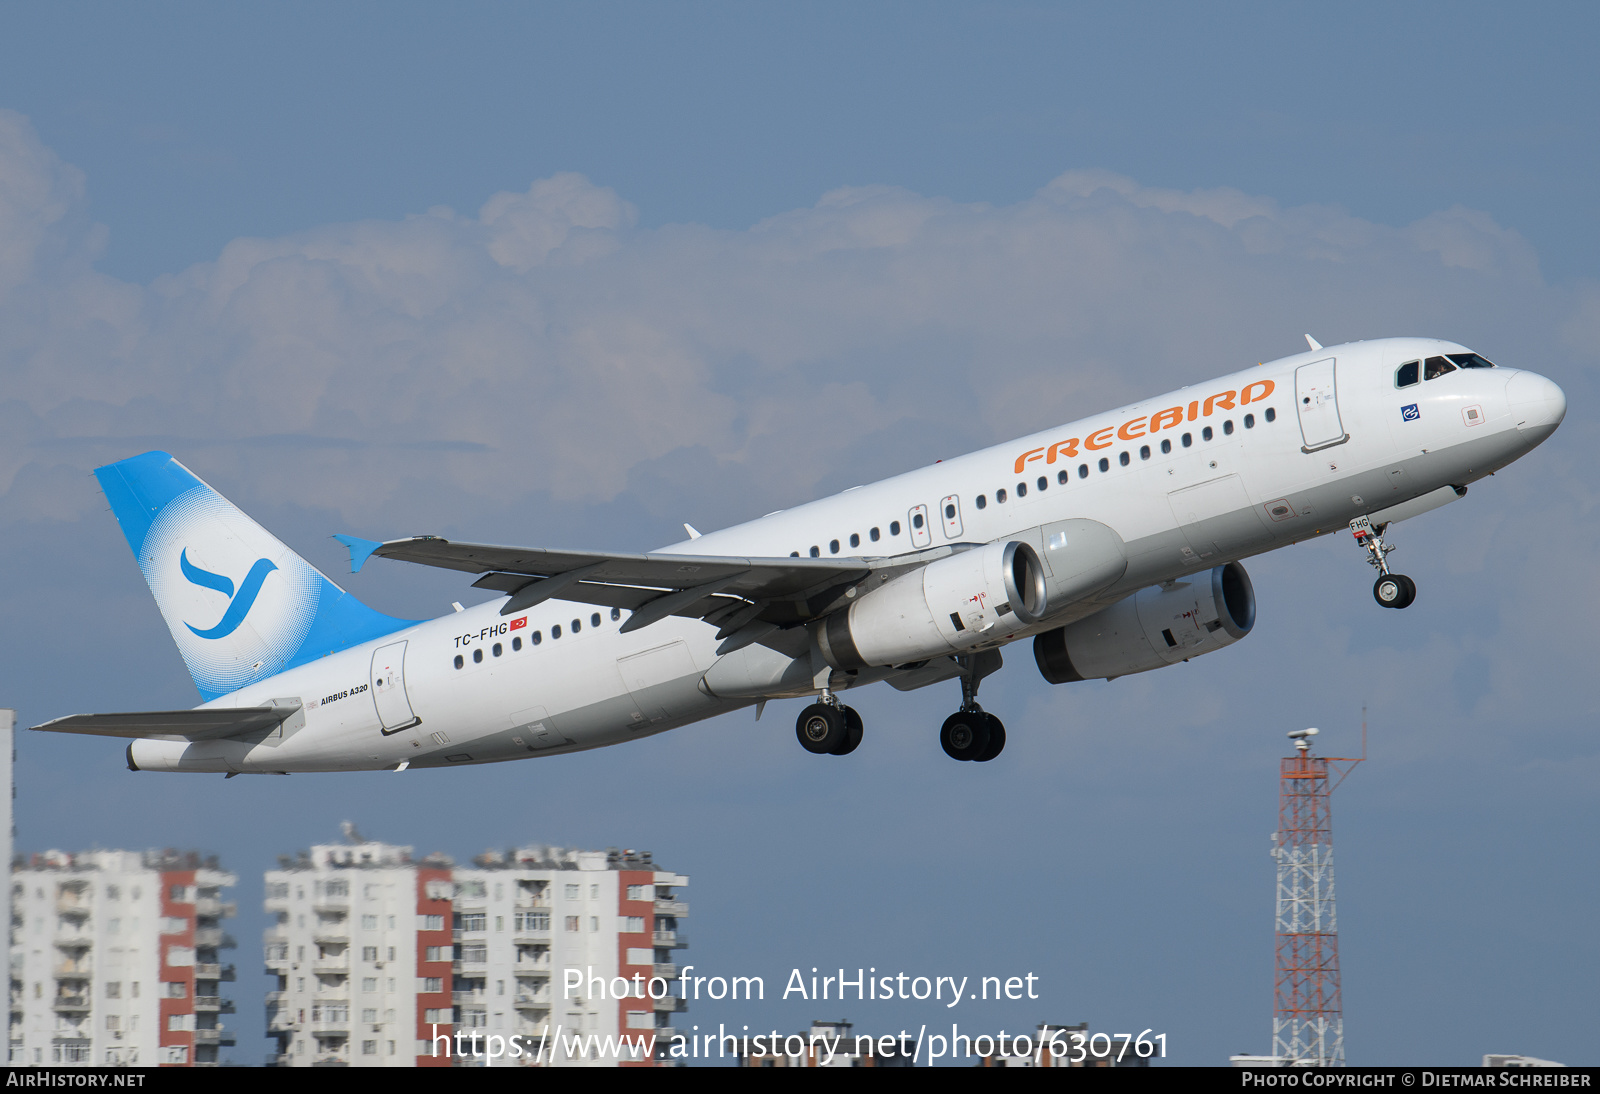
[129,338,1565,773]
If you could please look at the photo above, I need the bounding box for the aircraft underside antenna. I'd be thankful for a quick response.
[1270,715,1364,1066]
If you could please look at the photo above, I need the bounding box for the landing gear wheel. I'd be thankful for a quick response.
[940,711,993,762]
[796,703,846,754]
[1373,574,1416,609]
[973,714,1006,762]
[831,706,864,756]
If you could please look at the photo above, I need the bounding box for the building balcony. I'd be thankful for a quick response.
[51,994,90,1012]
[512,996,550,1011]
[651,996,685,1013]
[51,962,92,979]
[653,899,689,917]
[195,898,236,918]
[312,1057,349,1067]
[312,958,348,974]
[653,963,678,980]
[512,897,550,909]
[52,936,93,951]
[268,1011,300,1033]
[194,928,237,949]
[55,900,90,919]
[194,996,235,1014]
[312,932,349,947]
[451,990,487,1004]
[651,930,687,949]
[195,963,236,981]
[310,1019,350,1034]
[193,1029,235,1047]
[511,932,551,946]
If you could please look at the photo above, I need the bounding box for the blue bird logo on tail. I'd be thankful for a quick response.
[180,548,279,640]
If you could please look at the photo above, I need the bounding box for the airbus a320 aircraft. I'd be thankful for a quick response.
[35,337,1565,772]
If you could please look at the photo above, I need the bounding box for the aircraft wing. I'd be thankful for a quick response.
[336,534,877,645]
[31,706,300,742]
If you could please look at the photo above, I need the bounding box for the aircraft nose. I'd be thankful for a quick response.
[1505,370,1567,436]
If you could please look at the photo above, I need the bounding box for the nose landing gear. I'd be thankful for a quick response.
[1351,515,1416,609]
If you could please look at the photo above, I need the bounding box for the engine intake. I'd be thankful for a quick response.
[1034,561,1255,683]
[817,540,1047,670]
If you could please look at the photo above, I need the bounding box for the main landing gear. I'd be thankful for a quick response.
[940,652,1005,762]
[795,695,863,756]
[1351,515,1416,609]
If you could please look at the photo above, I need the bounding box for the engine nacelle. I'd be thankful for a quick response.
[1033,561,1255,683]
[817,540,1048,670]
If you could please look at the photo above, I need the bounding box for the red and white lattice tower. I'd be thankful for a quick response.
[1271,725,1362,1066]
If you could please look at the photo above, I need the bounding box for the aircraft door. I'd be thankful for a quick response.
[909,504,932,548]
[940,496,964,539]
[371,640,421,734]
[1295,358,1348,451]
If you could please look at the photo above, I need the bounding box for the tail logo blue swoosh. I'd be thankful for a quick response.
[181,549,279,640]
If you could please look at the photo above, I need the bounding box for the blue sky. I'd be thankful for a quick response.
[1,2,1595,1066]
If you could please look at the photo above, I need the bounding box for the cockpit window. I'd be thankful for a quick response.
[1396,360,1419,388]
[1424,355,1456,381]
[1446,352,1495,369]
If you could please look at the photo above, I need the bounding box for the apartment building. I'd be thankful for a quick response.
[265,830,688,1067]
[10,849,238,1067]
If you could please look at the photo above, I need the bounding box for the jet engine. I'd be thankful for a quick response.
[816,540,1048,670]
[1033,562,1255,683]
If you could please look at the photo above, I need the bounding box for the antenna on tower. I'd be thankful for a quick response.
[1270,720,1365,1066]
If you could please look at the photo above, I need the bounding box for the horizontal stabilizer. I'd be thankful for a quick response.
[31,704,300,742]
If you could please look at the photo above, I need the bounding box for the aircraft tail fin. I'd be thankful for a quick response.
[94,451,417,701]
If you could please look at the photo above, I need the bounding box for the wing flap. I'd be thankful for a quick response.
[32,705,299,742]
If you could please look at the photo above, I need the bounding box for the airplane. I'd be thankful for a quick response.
[33,336,1565,773]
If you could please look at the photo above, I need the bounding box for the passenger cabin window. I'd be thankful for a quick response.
[849,533,860,548]
[870,527,881,541]
[996,490,1007,504]
[454,655,464,669]
[1182,432,1193,447]
[1140,445,1150,460]
[1119,451,1130,466]
[975,495,987,509]
[1057,470,1069,484]
[1202,426,1213,441]
[492,642,502,657]
[809,546,819,557]
[473,649,483,663]
[1265,407,1277,422]
[591,613,601,628]
[512,636,521,651]
[829,539,840,554]
[890,521,901,536]
[1396,360,1420,387]
[912,513,924,528]
[1161,439,1172,453]
[1036,477,1047,492]
[1016,482,1027,497]
[1078,464,1088,479]
[611,608,622,621]
[1424,356,1456,381]
[571,618,581,633]
[1097,457,1109,472]
[532,631,542,645]
[1244,414,1255,428]
[1223,419,1234,435]
[552,625,561,639]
